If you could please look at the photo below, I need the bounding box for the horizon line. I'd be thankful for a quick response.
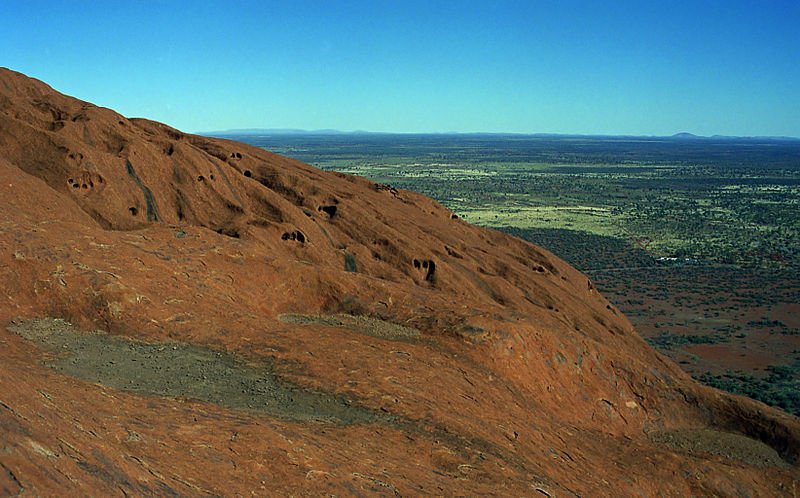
[199,128,800,141]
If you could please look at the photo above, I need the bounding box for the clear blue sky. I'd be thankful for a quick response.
[2,1,798,136]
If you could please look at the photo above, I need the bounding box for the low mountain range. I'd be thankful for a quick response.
[206,128,800,142]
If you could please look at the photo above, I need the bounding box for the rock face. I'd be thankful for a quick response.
[0,67,797,496]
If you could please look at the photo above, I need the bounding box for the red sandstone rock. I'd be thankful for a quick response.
[0,67,797,496]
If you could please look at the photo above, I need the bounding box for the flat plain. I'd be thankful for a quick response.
[221,132,800,415]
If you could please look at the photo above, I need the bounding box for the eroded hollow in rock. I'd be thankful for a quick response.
[69,171,104,193]
[215,226,241,238]
[425,260,436,281]
[412,258,436,281]
[444,245,463,259]
[319,205,337,218]
[281,230,306,244]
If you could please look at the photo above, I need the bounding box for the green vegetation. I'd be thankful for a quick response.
[646,333,729,349]
[697,362,800,415]
[499,227,655,270]
[223,132,800,415]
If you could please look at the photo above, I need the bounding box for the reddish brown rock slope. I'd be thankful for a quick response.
[0,67,797,496]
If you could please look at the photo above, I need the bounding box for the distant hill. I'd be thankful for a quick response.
[670,132,800,142]
[671,132,702,139]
